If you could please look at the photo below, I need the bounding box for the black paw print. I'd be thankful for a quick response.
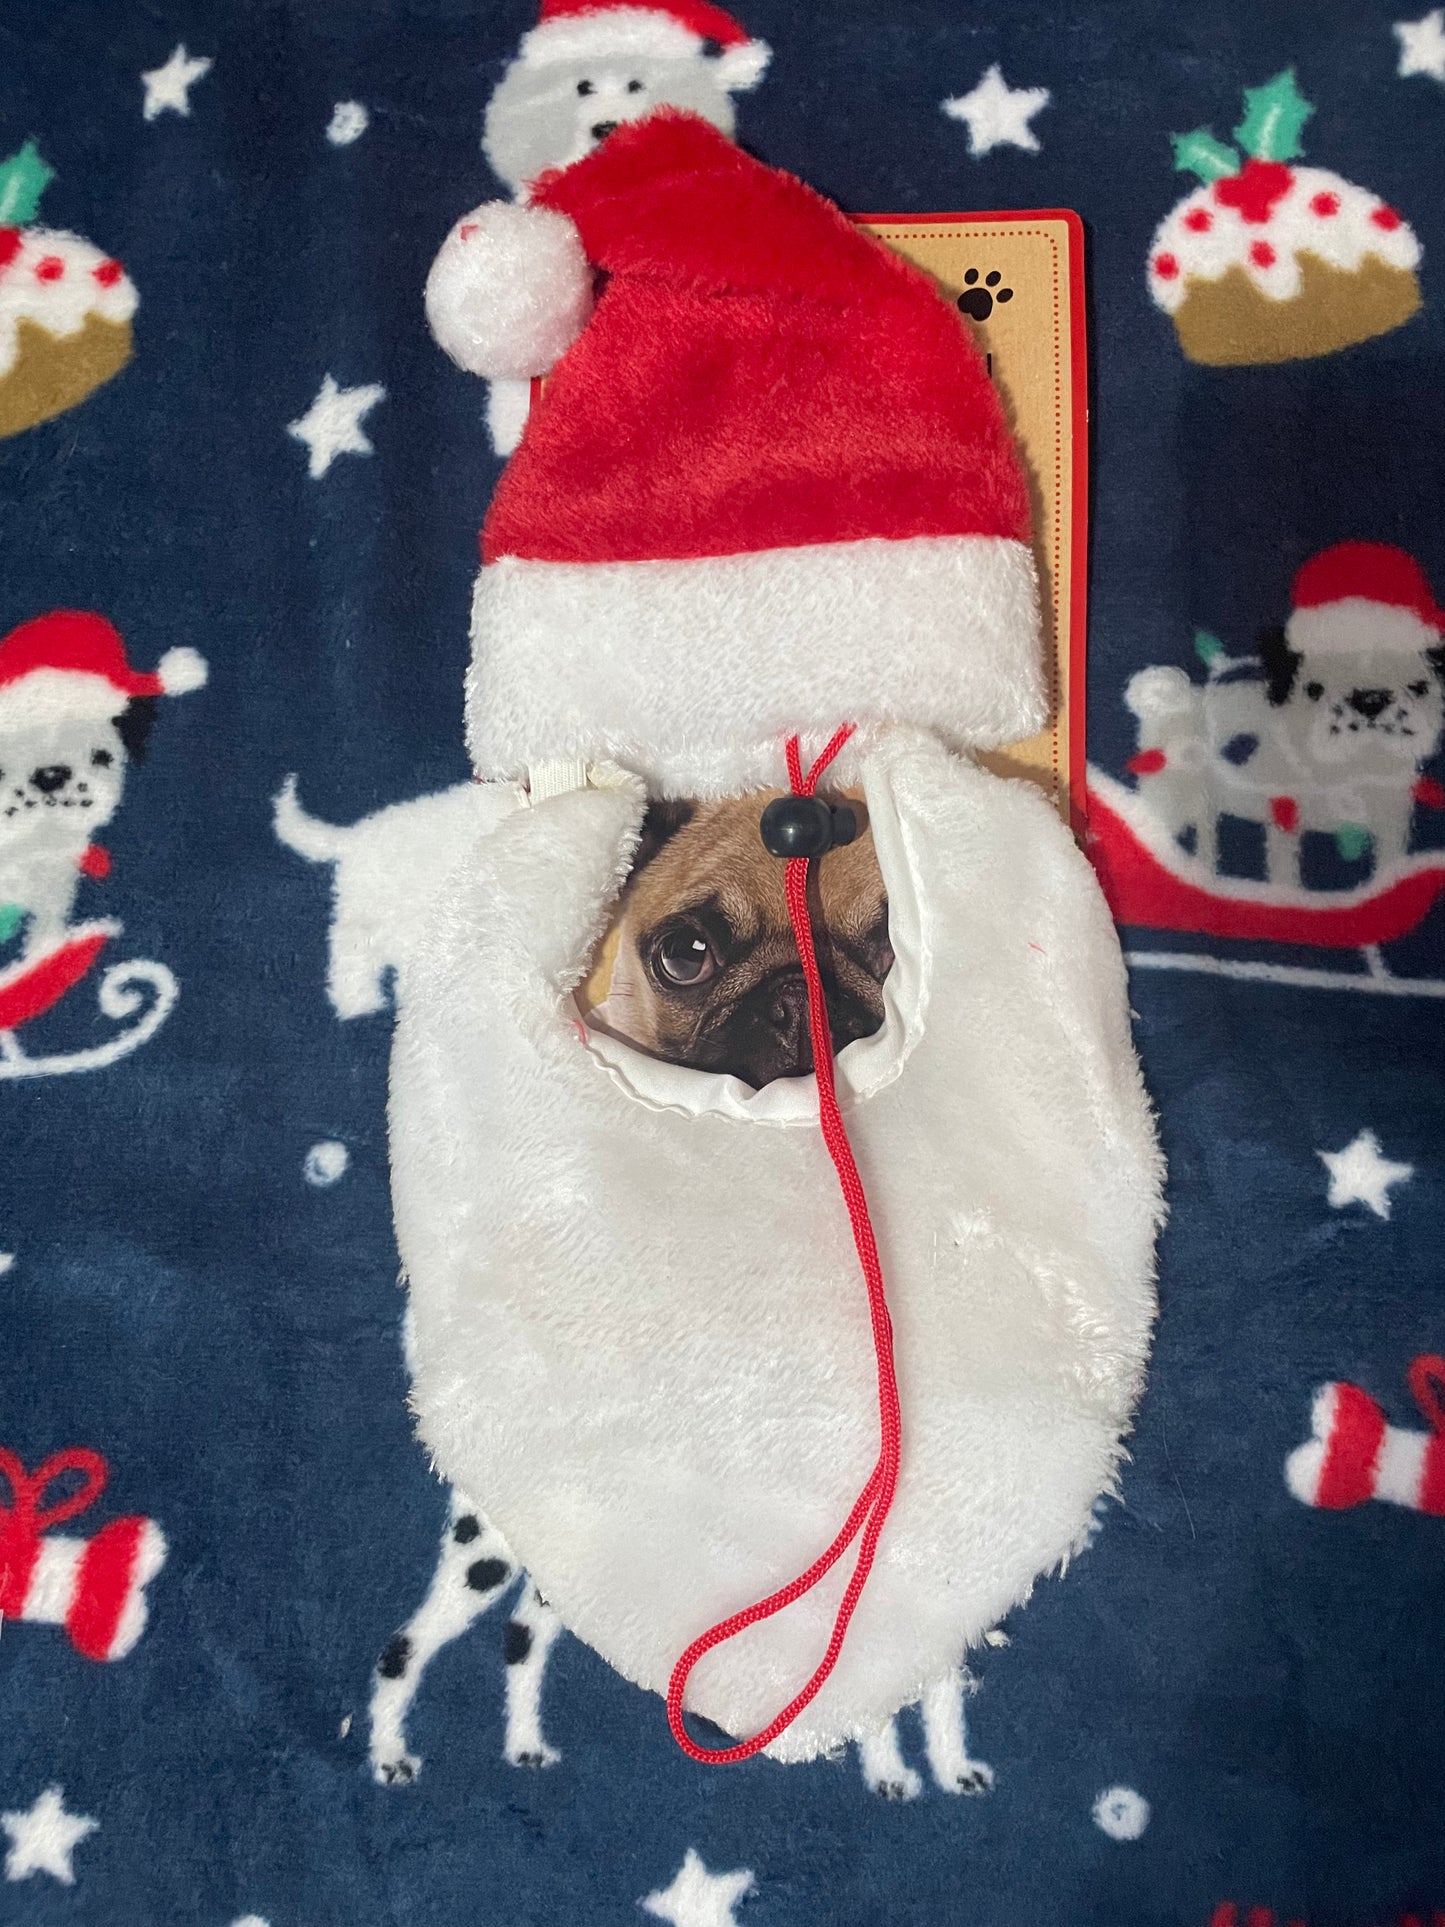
[957,269,1013,322]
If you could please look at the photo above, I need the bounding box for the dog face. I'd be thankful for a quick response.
[484,51,740,193]
[1260,625,1445,776]
[0,699,152,862]
[581,792,892,1089]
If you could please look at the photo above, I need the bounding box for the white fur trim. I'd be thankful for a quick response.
[390,729,1163,1759]
[0,668,128,733]
[1287,598,1440,657]
[467,536,1045,791]
[156,645,207,694]
[519,9,706,64]
[425,203,592,382]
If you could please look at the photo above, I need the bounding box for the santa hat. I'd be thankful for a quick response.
[468,113,1042,795]
[1286,542,1445,659]
[0,611,206,732]
[518,0,770,91]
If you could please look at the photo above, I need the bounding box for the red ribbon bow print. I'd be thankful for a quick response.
[0,1447,109,1614]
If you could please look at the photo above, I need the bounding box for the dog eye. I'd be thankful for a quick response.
[1410,680,1429,696]
[90,748,113,767]
[1306,682,1324,700]
[651,921,716,987]
[577,79,594,96]
[626,78,644,92]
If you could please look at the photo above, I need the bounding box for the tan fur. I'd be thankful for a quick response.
[578,789,890,1087]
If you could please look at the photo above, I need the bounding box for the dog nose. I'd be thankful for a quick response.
[762,975,811,1061]
[590,120,620,142]
[30,764,71,794]
[1347,688,1392,720]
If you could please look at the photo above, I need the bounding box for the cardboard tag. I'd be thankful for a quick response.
[860,211,1087,828]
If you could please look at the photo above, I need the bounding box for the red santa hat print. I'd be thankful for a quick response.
[1286,541,1445,659]
[517,0,770,90]
[0,611,206,731]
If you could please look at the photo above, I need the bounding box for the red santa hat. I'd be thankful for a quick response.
[0,611,206,732]
[468,112,1043,795]
[1286,542,1445,660]
[518,0,769,90]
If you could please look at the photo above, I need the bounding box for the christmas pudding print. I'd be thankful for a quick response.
[1147,71,1421,366]
[0,141,137,439]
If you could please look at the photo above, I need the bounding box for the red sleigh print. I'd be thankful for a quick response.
[0,612,203,1076]
[1087,544,1445,998]
[1285,1354,1445,1516]
[0,1447,167,1660]
[1209,1909,1445,1927]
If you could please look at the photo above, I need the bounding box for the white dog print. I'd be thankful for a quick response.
[0,612,204,961]
[1125,544,1445,887]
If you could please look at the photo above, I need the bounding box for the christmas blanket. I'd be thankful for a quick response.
[3,3,1444,1924]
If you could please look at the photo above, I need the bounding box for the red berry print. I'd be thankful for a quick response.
[459,221,479,239]
[1249,241,1277,269]
[1310,191,1340,217]
[1371,205,1403,232]
[34,255,64,282]
[1154,252,1180,281]
[1184,207,1213,233]
[0,228,20,270]
[1213,157,1293,225]
[1270,796,1299,834]
[1126,749,1168,776]
[92,260,123,288]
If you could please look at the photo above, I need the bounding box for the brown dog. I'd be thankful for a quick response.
[577,791,892,1088]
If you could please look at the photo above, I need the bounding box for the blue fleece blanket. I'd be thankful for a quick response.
[3,4,1443,1924]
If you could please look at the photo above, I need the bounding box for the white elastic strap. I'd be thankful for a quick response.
[527,760,590,804]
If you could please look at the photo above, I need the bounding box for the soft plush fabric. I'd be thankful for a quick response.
[6,3,1445,1924]
[491,113,1031,565]
[464,112,1042,777]
[390,730,1162,1760]
[467,537,1045,789]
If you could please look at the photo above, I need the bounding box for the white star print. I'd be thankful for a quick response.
[942,65,1051,156]
[287,375,386,479]
[1318,1129,1414,1219]
[642,1848,755,1927]
[1395,9,1445,80]
[141,44,214,121]
[2,1786,98,1885]
[0,1253,12,1274]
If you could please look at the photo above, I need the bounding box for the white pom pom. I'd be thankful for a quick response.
[716,38,771,91]
[424,201,593,382]
[156,646,207,695]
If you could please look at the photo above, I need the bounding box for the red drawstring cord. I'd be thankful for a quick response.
[666,724,902,1764]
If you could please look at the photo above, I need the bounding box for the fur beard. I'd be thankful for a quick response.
[389,728,1164,1760]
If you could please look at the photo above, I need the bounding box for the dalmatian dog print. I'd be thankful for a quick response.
[0,611,204,1075]
[368,1490,563,1783]
[1123,543,1445,887]
[368,1486,996,1798]
[0,614,202,961]
[425,0,769,452]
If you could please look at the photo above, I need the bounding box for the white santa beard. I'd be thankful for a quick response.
[390,730,1163,1757]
